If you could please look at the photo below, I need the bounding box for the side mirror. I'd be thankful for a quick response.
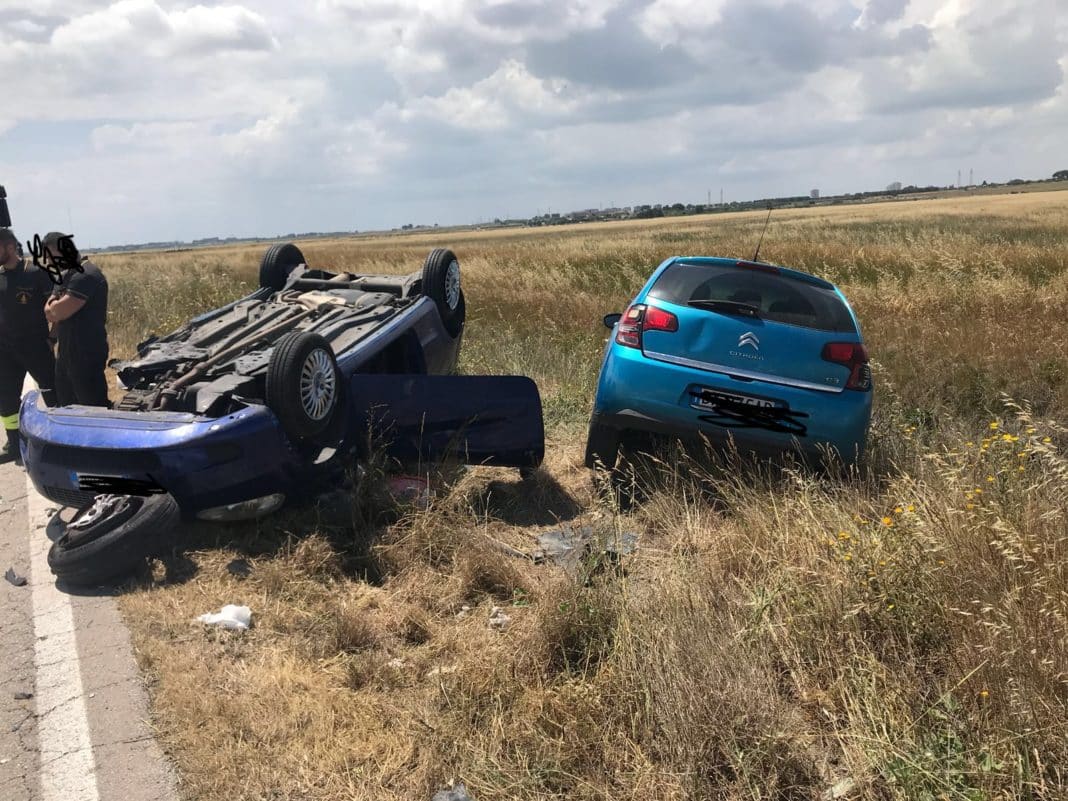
[603,312,622,329]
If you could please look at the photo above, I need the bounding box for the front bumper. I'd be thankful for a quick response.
[19,390,306,516]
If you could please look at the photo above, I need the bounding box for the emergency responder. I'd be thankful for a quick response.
[42,232,110,408]
[0,228,58,465]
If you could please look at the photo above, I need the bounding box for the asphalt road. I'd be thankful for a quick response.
[0,447,180,800]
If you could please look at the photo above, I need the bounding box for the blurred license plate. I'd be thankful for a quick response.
[691,388,786,411]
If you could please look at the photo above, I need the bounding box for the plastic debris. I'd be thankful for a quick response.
[822,777,857,800]
[455,605,471,620]
[432,782,473,801]
[532,526,638,573]
[196,604,252,631]
[387,475,431,508]
[13,691,32,700]
[488,606,511,631]
[4,567,27,587]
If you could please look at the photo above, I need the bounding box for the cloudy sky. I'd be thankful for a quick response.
[1,0,1066,248]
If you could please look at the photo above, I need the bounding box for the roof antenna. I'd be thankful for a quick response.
[752,205,772,262]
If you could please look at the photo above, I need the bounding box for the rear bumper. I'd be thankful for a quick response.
[590,345,871,466]
[19,390,304,516]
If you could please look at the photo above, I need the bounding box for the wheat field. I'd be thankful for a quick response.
[108,190,1067,800]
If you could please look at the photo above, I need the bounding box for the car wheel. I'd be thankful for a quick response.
[584,419,621,471]
[266,331,340,440]
[421,248,465,337]
[259,242,306,291]
[47,493,181,586]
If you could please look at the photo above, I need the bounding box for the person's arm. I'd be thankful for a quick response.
[46,268,97,323]
[45,293,86,323]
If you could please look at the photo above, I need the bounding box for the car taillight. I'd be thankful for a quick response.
[615,304,678,348]
[644,306,678,332]
[822,342,871,391]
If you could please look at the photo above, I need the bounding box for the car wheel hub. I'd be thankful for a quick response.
[300,349,336,421]
[445,260,460,310]
[69,494,128,530]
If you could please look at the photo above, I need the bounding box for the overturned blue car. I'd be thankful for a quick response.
[20,243,545,585]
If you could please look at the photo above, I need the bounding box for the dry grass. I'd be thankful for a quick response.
[114,191,1068,800]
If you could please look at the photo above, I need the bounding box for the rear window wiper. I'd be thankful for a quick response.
[687,299,762,318]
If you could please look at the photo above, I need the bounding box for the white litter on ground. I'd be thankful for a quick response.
[488,606,511,631]
[196,604,252,631]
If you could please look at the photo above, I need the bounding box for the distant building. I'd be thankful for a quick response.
[887,181,902,192]
[810,189,820,199]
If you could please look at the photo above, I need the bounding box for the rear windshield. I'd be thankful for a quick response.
[648,263,857,333]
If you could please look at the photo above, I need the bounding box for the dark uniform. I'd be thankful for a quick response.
[52,257,110,407]
[0,242,58,463]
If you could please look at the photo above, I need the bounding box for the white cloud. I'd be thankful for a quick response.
[0,0,1064,246]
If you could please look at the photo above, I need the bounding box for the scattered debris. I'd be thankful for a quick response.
[455,605,471,620]
[532,526,639,573]
[822,777,857,800]
[4,567,27,587]
[426,665,457,678]
[226,558,252,579]
[488,606,511,631]
[13,691,32,700]
[387,658,407,670]
[432,782,473,801]
[196,604,252,631]
[387,475,432,508]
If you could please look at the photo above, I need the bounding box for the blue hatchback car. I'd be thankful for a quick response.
[585,256,873,473]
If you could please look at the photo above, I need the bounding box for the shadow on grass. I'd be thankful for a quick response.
[467,467,584,527]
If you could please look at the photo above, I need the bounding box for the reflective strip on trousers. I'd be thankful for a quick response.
[1,412,18,431]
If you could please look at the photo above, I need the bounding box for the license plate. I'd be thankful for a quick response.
[691,388,786,412]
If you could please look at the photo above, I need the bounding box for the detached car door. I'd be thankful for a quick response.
[348,374,545,469]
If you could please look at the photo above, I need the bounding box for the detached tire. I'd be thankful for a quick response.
[48,493,180,586]
[259,243,306,290]
[422,248,465,337]
[266,331,340,440]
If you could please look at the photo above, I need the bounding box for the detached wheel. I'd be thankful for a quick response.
[48,493,181,586]
[266,331,340,440]
[422,248,465,337]
[259,243,306,290]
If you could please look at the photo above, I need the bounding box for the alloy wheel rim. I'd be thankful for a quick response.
[300,349,336,421]
[445,260,461,310]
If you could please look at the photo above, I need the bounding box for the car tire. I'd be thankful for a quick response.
[584,419,621,471]
[47,493,181,586]
[259,242,306,291]
[266,331,340,440]
[421,248,465,337]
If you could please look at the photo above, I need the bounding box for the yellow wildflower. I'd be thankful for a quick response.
[881,516,893,527]
[989,421,999,430]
